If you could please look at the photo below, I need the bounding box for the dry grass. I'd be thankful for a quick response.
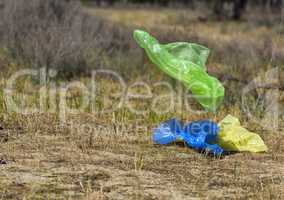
[0,107,283,199]
[0,0,132,77]
[0,5,284,200]
[0,74,283,199]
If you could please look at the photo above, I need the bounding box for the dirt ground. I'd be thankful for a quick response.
[0,111,284,200]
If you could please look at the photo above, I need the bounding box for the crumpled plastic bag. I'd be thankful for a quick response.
[153,118,223,155]
[217,115,268,152]
[133,29,225,112]
[152,118,184,145]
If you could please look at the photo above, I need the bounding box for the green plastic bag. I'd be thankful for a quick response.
[218,115,268,152]
[133,30,224,112]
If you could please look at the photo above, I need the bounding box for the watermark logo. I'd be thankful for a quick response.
[3,67,282,131]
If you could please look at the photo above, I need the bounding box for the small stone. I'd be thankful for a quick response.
[0,159,7,165]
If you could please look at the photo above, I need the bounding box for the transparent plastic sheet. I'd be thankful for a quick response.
[218,115,268,152]
[153,118,224,155]
[134,30,225,112]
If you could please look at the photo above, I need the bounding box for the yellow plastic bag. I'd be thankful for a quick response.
[218,115,268,152]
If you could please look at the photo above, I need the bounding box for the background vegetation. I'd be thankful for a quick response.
[0,0,283,199]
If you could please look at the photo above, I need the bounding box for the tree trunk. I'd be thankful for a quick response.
[214,0,224,17]
[232,0,247,20]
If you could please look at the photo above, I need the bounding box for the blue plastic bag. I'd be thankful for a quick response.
[152,118,184,145]
[184,120,219,143]
[153,119,223,155]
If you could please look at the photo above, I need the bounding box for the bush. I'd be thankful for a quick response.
[0,0,113,76]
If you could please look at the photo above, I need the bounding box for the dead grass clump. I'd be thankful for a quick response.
[0,0,117,76]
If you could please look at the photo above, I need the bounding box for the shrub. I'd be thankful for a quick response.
[0,0,113,76]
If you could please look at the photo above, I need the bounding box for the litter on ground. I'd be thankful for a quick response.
[134,30,267,155]
[153,116,267,155]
